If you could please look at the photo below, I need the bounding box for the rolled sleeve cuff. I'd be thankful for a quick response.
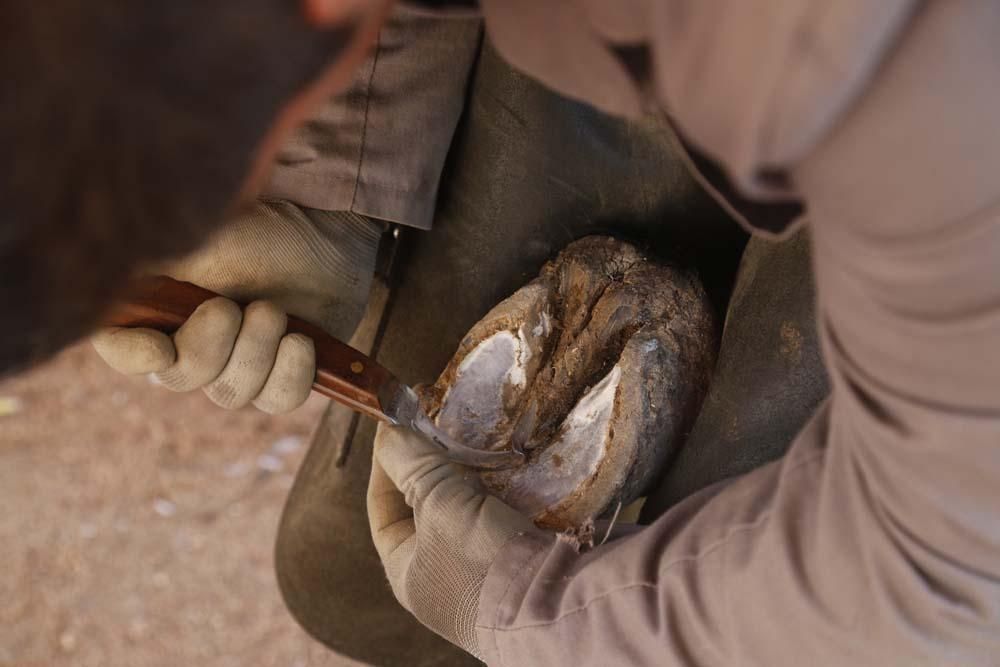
[264,6,483,230]
[475,532,553,666]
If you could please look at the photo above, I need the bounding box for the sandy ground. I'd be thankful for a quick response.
[0,343,363,667]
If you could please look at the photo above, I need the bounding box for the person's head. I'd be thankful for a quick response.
[0,0,392,377]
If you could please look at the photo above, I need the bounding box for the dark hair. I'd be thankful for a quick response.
[0,2,355,376]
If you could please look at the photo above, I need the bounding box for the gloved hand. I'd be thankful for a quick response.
[92,199,383,414]
[367,421,541,658]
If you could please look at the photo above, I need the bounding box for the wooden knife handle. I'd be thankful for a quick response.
[104,275,396,422]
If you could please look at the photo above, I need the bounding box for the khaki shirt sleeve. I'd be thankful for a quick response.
[265,6,482,229]
[475,2,1000,665]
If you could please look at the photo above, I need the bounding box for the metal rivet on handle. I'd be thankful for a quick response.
[350,361,364,374]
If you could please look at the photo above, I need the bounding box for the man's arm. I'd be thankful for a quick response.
[472,2,1000,664]
[93,7,483,412]
[369,2,1000,664]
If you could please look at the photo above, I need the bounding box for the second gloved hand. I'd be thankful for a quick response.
[367,421,542,658]
[92,199,383,414]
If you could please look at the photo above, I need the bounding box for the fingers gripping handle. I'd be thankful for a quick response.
[104,275,394,422]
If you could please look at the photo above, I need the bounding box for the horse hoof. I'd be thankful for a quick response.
[424,236,717,530]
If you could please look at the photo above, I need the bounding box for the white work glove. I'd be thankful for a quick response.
[367,421,542,658]
[92,199,383,414]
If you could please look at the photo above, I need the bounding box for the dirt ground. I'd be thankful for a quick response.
[0,343,364,667]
